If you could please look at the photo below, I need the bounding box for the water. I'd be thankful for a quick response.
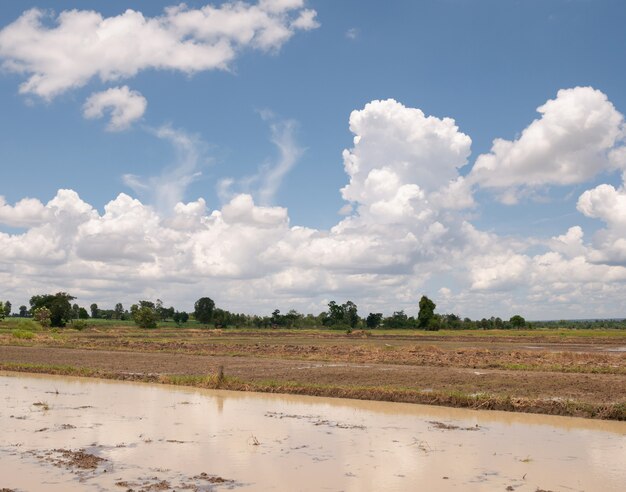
[1,371,625,491]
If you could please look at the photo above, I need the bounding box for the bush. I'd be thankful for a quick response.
[33,307,52,328]
[12,329,34,340]
[328,323,352,331]
[71,320,88,331]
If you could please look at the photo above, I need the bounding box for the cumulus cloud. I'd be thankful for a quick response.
[3,94,626,319]
[0,1,319,100]
[0,196,48,227]
[83,86,147,131]
[470,87,626,203]
[341,99,472,205]
[577,178,626,266]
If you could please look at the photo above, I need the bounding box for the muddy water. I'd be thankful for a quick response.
[1,372,625,491]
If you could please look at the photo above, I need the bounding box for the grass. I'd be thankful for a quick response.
[12,329,35,340]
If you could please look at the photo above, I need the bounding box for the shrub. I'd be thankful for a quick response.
[33,307,52,328]
[71,320,88,331]
[12,329,34,340]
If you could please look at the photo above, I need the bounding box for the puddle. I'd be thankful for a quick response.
[1,371,625,491]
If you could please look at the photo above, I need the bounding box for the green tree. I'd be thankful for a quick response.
[114,303,124,320]
[173,311,189,325]
[284,309,302,328]
[366,312,383,329]
[90,303,99,319]
[132,304,158,329]
[4,301,11,317]
[343,301,359,328]
[78,307,89,319]
[29,292,75,327]
[325,301,344,326]
[19,305,28,317]
[194,297,215,325]
[323,301,359,328]
[384,310,412,329]
[417,295,437,330]
[509,315,526,328]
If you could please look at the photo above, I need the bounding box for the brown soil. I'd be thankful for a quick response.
[52,449,105,470]
[1,344,625,419]
[3,328,625,374]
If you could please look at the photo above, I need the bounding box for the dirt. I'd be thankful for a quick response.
[428,420,480,431]
[5,329,625,374]
[1,328,625,419]
[51,449,106,470]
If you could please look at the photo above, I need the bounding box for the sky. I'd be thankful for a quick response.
[0,0,626,320]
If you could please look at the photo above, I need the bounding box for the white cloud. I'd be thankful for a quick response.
[341,99,472,206]
[470,87,626,203]
[0,196,48,227]
[83,86,147,131]
[123,126,206,214]
[258,118,303,204]
[0,2,319,100]
[218,114,303,205]
[577,179,626,266]
[345,28,359,40]
[2,94,626,319]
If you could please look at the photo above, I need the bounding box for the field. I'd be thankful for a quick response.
[1,318,625,420]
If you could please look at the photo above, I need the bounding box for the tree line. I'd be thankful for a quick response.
[0,292,539,331]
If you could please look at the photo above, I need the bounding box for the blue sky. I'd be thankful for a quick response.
[0,0,625,319]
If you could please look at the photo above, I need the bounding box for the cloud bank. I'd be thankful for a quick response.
[1,90,625,319]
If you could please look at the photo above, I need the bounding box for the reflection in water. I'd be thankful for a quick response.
[1,371,625,491]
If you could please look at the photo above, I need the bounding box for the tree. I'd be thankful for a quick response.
[4,301,11,317]
[325,301,344,326]
[384,310,412,329]
[173,311,189,325]
[90,303,99,319]
[366,312,383,329]
[271,309,284,327]
[30,292,75,327]
[344,301,359,328]
[78,307,89,319]
[417,295,436,330]
[19,305,28,317]
[509,315,526,328]
[132,303,158,329]
[114,303,124,320]
[323,301,359,328]
[194,297,215,325]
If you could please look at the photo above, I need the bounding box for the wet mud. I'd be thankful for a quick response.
[1,372,626,491]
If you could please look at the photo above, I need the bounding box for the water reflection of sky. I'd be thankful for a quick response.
[1,372,625,492]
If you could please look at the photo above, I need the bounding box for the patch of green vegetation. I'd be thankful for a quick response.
[12,329,35,340]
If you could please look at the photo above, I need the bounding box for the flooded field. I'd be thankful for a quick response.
[1,372,625,491]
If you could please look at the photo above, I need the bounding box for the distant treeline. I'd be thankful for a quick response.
[2,293,625,330]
